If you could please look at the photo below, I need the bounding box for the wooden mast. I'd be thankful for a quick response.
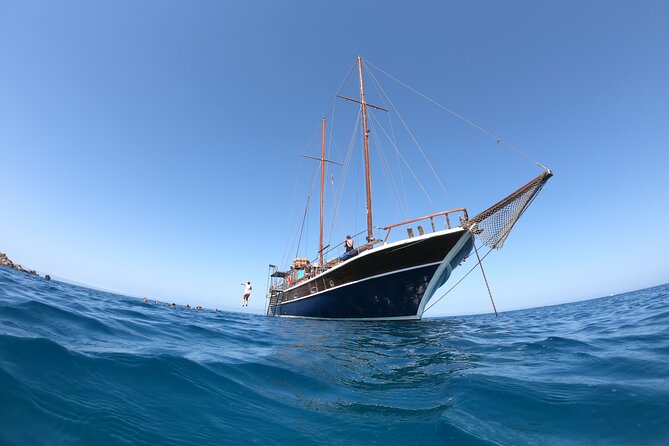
[358,55,374,242]
[319,116,326,265]
[304,118,341,265]
[335,56,387,243]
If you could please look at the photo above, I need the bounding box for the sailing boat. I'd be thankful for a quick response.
[266,56,552,320]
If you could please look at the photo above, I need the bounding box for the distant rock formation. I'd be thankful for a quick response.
[0,252,39,276]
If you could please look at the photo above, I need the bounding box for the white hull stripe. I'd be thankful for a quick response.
[416,231,472,317]
[277,314,421,321]
[280,227,467,294]
[277,261,443,305]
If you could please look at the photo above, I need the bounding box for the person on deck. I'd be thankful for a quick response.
[339,235,355,261]
[242,282,252,307]
[344,235,354,252]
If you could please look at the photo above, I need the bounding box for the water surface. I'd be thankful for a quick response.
[1,267,667,445]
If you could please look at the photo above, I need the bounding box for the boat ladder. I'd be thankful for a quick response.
[266,293,280,317]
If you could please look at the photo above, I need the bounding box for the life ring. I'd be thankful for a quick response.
[286,276,292,286]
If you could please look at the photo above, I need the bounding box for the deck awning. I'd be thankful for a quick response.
[270,271,289,278]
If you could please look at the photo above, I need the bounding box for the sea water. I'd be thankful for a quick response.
[0,266,667,445]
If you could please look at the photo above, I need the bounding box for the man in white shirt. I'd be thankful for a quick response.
[242,282,252,307]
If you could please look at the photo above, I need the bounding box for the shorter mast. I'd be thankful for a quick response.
[303,118,342,265]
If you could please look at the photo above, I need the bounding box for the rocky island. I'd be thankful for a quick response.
[0,252,39,276]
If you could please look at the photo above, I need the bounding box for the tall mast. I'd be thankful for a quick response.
[358,55,374,242]
[319,116,326,265]
[335,56,387,242]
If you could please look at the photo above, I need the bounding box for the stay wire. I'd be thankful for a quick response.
[365,59,548,170]
[328,110,361,245]
[295,192,312,258]
[368,118,403,219]
[369,112,433,204]
[423,242,495,314]
[424,178,549,314]
[295,155,323,259]
[281,121,328,268]
[366,66,449,198]
[335,59,359,96]
[367,67,410,217]
[473,240,498,316]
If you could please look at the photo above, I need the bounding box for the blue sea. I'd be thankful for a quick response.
[0,266,667,445]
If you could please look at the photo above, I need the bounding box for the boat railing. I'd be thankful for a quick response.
[267,228,371,295]
[312,228,369,266]
[380,208,469,243]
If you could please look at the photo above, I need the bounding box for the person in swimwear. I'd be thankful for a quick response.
[242,281,252,307]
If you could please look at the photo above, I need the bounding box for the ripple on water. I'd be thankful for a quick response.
[0,267,668,445]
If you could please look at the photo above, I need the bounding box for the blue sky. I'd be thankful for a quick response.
[1,1,667,315]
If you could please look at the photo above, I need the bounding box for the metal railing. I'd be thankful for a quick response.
[380,208,468,243]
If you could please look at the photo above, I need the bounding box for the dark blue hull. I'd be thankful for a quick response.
[273,231,473,320]
[277,264,439,319]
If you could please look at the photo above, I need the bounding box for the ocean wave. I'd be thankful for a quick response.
[1,266,668,445]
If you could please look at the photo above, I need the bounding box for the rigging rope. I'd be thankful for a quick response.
[467,170,552,250]
[328,110,361,245]
[295,160,324,260]
[368,72,410,217]
[281,121,327,268]
[284,57,358,264]
[369,118,404,219]
[335,59,358,97]
[473,240,498,316]
[365,59,549,170]
[423,242,494,314]
[294,191,312,258]
[424,170,552,313]
[366,66,450,198]
[369,112,433,204]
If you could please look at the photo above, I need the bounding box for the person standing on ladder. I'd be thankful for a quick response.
[241,281,252,307]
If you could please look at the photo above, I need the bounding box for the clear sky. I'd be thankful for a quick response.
[1,1,667,315]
